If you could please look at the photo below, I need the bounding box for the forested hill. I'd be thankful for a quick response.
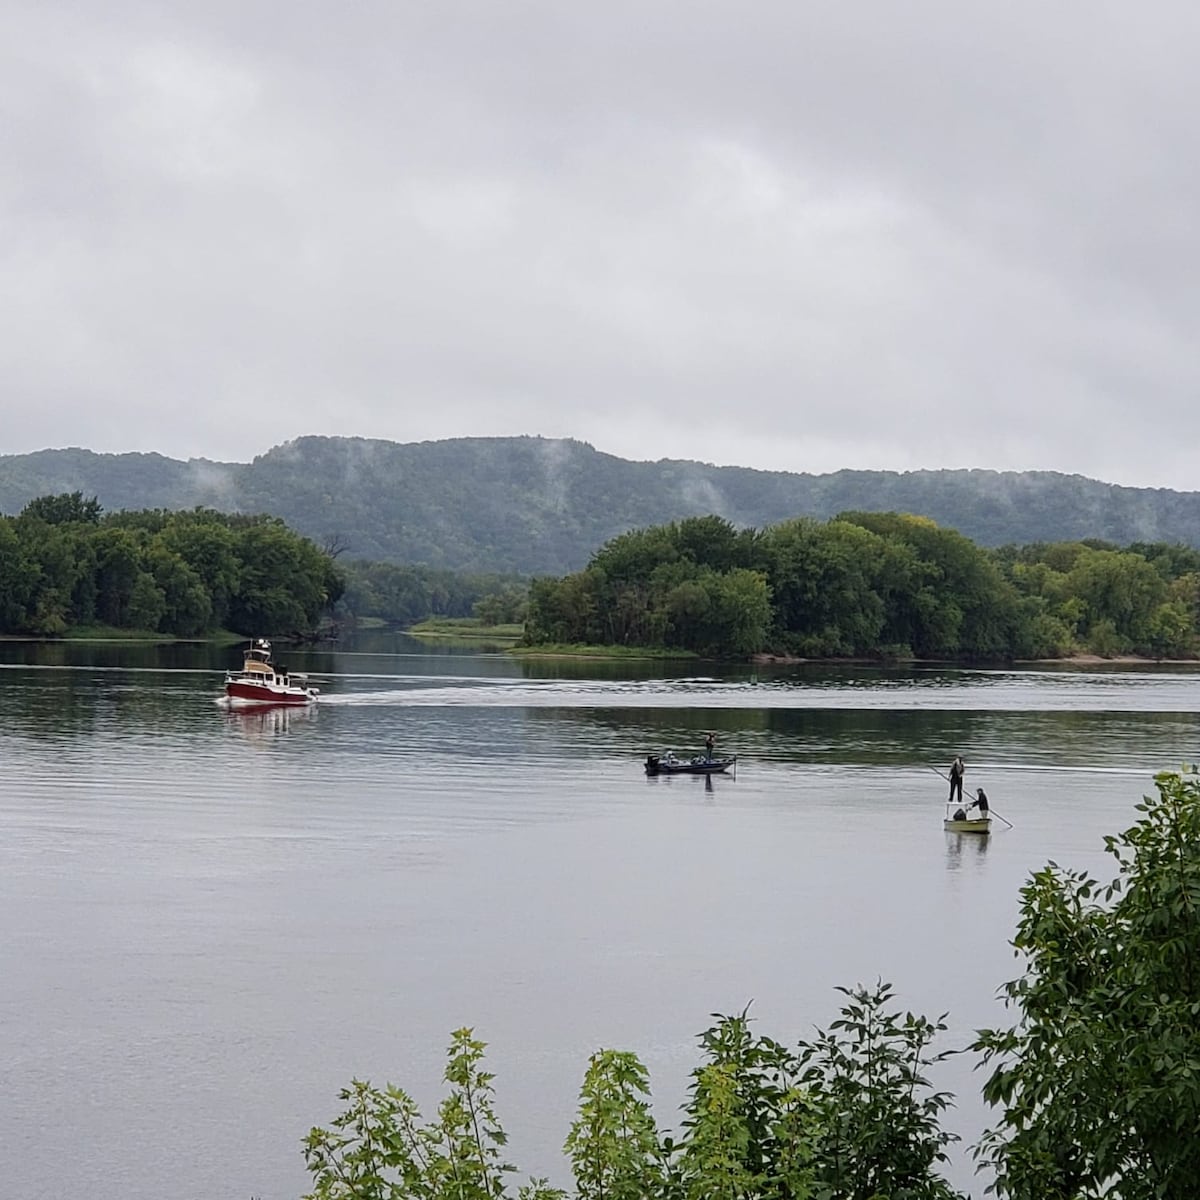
[1,436,1198,574]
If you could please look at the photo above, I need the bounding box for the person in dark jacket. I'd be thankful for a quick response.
[948,756,965,804]
[970,788,989,816]
[704,731,715,762]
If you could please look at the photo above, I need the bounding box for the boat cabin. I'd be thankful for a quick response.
[241,639,274,675]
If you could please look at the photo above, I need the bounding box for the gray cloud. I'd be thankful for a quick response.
[3,2,1198,487]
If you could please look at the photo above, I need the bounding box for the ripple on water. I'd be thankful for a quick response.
[0,655,1197,1199]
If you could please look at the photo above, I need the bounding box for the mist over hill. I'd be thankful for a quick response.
[1,436,1197,574]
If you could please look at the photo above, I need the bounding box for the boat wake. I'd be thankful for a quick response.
[313,670,1200,712]
[317,678,760,708]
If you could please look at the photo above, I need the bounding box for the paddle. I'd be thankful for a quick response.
[980,794,1014,829]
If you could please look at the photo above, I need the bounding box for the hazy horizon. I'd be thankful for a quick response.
[6,4,1199,488]
[4,432,1197,494]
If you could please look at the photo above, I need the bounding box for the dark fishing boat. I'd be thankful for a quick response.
[645,753,737,776]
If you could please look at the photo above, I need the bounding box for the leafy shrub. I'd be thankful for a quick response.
[305,989,963,1199]
[974,768,1200,1198]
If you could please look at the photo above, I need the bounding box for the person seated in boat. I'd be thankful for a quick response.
[952,807,968,822]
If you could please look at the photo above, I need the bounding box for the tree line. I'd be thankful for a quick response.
[0,492,344,637]
[522,513,1200,659]
[8,495,1200,659]
[304,768,1200,1199]
[337,560,528,628]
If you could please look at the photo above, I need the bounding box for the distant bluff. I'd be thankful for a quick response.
[1,436,1197,575]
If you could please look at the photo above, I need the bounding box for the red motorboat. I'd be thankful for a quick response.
[223,638,319,706]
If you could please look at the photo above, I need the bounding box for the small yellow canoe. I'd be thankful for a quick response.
[944,817,991,834]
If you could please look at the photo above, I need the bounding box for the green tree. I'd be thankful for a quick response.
[146,544,212,635]
[761,519,889,656]
[1126,541,1200,581]
[1167,571,1200,625]
[672,1009,817,1200]
[798,983,961,1199]
[303,1029,563,1200]
[19,491,102,525]
[126,570,166,631]
[305,992,962,1200]
[565,1051,664,1200]
[1065,548,1166,650]
[0,519,37,630]
[704,568,772,656]
[1009,598,1076,660]
[226,520,341,634]
[160,518,241,628]
[92,526,147,627]
[11,517,88,634]
[524,571,603,646]
[591,525,683,586]
[840,512,1019,659]
[670,515,755,573]
[472,584,528,627]
[974,768,1200,1198]
[1146,600,1194,659]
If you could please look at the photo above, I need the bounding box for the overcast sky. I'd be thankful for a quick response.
[3,2,1198,487]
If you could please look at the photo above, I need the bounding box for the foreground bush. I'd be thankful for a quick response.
[974,767,1200,1198]
[303,984,961,1200]
[304,768,1200,1199]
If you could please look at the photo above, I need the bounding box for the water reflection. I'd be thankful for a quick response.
[537,704,1194,774]
[944,830,991,871]
[223,703,317,744]
[643,770,721,797]
[0,638,238,671]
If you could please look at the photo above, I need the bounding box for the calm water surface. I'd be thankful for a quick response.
[2,638,1198,1199]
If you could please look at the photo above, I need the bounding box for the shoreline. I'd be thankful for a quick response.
[751,652,1199,667]
[3,632,1194,669]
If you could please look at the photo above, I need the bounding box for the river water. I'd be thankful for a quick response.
[1,637,1197,1199]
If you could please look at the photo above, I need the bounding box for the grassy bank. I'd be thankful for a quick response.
[49,626,246,644]
[510,642,698,660]
[407,618,524,640]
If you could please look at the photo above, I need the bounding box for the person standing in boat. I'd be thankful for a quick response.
[704,731,715,762]
[969,788,989,816]
[948,755,965,805]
